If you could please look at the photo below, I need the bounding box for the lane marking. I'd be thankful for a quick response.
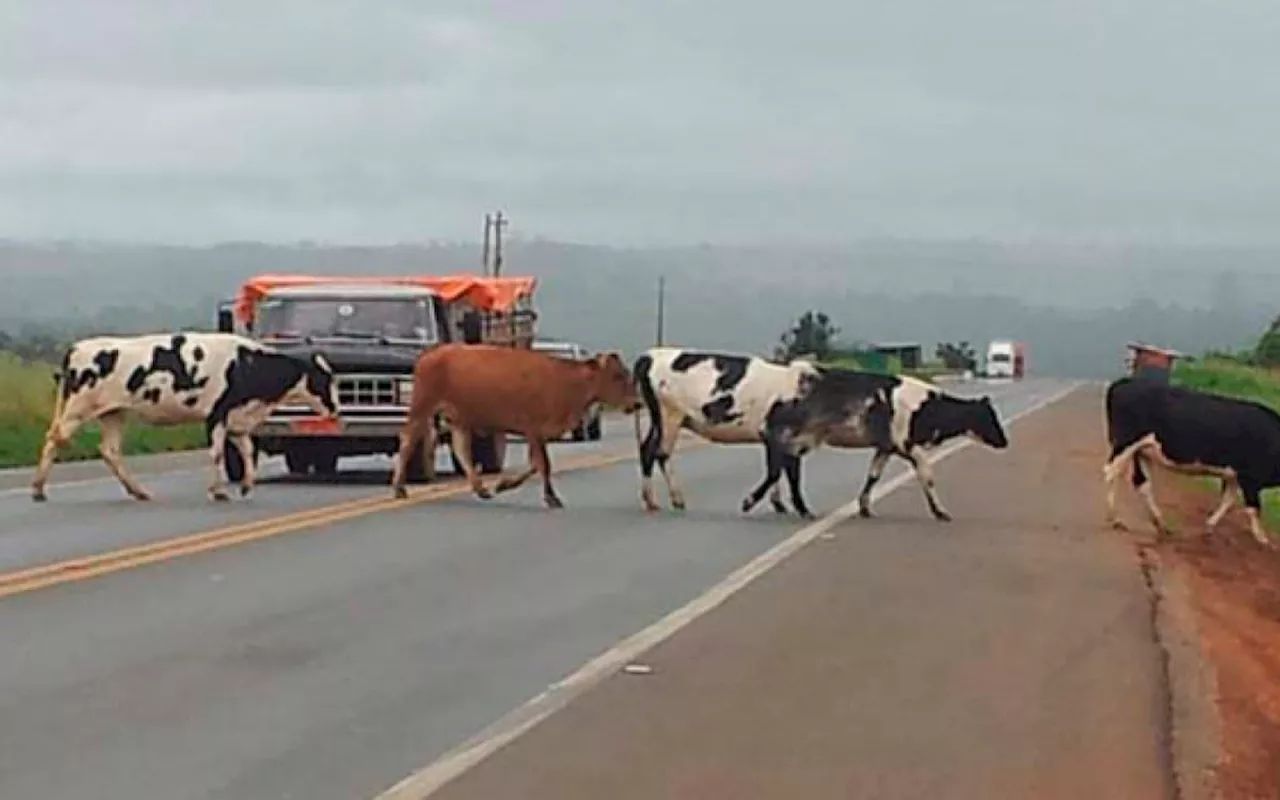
[372,380,1085,800]
[0,440,691,600]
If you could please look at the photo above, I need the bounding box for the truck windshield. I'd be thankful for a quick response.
[255,297,438,344]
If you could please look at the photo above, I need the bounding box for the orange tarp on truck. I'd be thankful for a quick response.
[233,274,537,324]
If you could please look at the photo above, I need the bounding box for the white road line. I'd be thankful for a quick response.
[371,380,1086,800]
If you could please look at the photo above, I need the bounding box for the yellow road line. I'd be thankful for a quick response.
[0,445,660,601]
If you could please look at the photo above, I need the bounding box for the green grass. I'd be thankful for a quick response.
[1170,356,1280,527]
[0,352,207,469]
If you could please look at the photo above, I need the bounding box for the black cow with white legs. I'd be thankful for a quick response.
[31,332,340,503]
[632,347,1009,520]
[744,366,1010,520]
[1104,376,1280,547]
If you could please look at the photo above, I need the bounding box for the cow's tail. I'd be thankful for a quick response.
[631,354,660,457]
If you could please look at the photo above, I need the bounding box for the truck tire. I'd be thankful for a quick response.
[404,441,432,483]
[450,433,506,475]
[312,445,339,476]
[284,448,311,476]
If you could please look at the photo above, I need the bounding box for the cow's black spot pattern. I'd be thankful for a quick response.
[126,333,211,399]
[62,347,121,399]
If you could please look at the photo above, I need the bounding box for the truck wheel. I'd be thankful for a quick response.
[453,433,505,475]
[405,441,432,483]
[284,449,311,476]
[587,417,602,441]
[312,446,339,476]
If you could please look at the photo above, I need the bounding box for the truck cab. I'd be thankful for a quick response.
[218,274,537,483]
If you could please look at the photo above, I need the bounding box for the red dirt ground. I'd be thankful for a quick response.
[1125,474,1280,799]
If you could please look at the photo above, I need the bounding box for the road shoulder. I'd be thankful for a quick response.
[392,385,1186,800]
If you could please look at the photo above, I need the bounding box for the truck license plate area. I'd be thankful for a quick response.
[290,417,341,434]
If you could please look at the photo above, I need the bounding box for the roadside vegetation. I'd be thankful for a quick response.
[0,347,205,469]
[776,309,963,380]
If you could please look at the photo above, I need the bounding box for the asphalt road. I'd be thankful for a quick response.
[0,377,1073,800]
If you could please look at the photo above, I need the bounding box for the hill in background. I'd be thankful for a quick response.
[1,237,1273,378]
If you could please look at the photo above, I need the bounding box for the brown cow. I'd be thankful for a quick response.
[390,343,641,507]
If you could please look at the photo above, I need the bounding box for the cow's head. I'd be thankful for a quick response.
[588,351,642,413]
[287,353,340,420]
[964,395,1008,449]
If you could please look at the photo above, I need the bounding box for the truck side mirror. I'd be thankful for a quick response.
[216,305,234,333]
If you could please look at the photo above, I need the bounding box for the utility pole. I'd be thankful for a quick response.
[482,213,492,276]
[491,211,508,278]
[655,275,666,346]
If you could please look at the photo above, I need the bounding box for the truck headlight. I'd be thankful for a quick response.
[396,379,414,405]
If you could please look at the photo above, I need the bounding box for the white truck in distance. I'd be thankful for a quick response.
[985,339,1026,379]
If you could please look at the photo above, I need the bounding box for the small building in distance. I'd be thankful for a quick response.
[1124,341,1185,384]
[872,342,923,370]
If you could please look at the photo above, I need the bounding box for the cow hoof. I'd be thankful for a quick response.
[770,499,788,514]
[672,498,687,512]
[31,490,47,503]
[393,486,409,500]
[131,491,153,502]
[857,506,873,519]
[934,511,953,523]
[475,488,493,501]
[239,484,253,498]
[545,495,564,510]
[797,509,816,521]
[494,479,513,493]
[210,492,230,503]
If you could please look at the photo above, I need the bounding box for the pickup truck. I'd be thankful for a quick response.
[217,273,537,483]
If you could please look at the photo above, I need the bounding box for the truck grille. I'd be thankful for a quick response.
[338,375,396,407]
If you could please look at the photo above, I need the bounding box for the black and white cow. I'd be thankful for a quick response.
[743,365,1010,520]
[31,332,340,503]
[632,347,825,514]
[1104,376,1280,547]
[632,347,1009,520]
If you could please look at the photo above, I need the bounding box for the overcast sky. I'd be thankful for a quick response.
[1,0,1278,247]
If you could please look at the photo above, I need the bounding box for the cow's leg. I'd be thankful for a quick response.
[636,404,663,512]
[98,411,151,501]
[31,412,89,502]
[903,446,951,522]
[494,437,538,495]
[782,453,814,520]
[1130,452,1170,537]
[230,432,257,497]
[742,438,788,514]
[529,437,563,509]
[1204,474,1239,534]
[1103,434,1154,531]
[1238,479,1274,547]
[448,425,493,500]
[856,448,893,518]
[654,409,687,510]
[390,415,426,499]
[206,420,232,502]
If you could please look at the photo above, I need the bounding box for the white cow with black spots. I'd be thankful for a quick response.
[631,347,825,515]
[31,332,340,503]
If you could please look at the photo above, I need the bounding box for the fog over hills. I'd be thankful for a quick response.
[0,237,1273,379]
